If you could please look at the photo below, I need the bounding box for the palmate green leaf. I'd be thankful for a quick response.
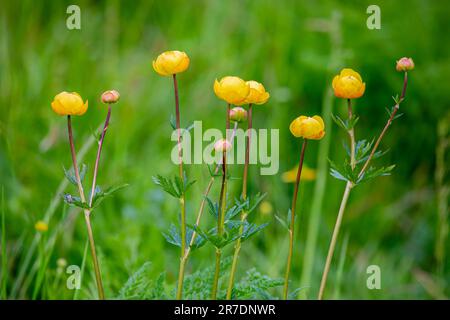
[153,175,181,198]
[240,221,269,242]
[163,224,206,251]
[63,163,87,186]
[357,164,396,184]
[328,159,356,183]
[62,193,89,209]
[332,113,359,131]
[153,173,196,199]
[117,262,167,300]
[91,183,129,209]
[231,269,284,300]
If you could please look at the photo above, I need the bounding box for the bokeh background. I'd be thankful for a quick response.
[0,0,448,299]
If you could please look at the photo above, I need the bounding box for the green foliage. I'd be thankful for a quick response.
[331,113,359,131]
[62,183,128,210]
[63,164,87,186]
[231,269,284,300]
[152,173,196,199]
[162,223,206,251]
[117,262,167,300]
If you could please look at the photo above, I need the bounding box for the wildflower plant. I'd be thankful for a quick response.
[52,89,124,299]
[318,59,414,299]
[283,115,325,299]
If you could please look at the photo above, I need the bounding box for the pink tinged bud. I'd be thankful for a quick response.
[101,90,120,104]
[229,107,248,123]
[396,57,414,72]
[214,139,232,153]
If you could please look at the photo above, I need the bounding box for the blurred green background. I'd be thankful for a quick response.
[0,0,448,299]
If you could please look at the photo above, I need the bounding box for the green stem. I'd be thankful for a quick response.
[318,100,356,300]
[226,104,252,299]
[211,106,230,300]
[173,74,187,300]
[283,139,308,300]
[67,116,105,300]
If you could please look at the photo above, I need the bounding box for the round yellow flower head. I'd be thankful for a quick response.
[152,50,190,76]
[396,57,414,72]
[245,80,270,105]
[289,115,325,140]
[229,107,248,123]
[332,68,365,99]
[51,92,88,116]
[35,220,48,233]
[214,138,232,153]
[101,90,120,104]
[214,76,250,105]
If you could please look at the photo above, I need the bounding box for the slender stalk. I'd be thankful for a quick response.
[67,116,105,300]
[88,105,112,206]
[211,106,230,300]
[173,74,188,300]
[358,72,408,177]
[283,139,308,300]
[178,123,239,290]
[318,100,356,300]
[1,187,7,299]
[317,181,353,300]
[226,104,252,299]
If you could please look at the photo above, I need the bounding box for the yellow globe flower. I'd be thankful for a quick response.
[152,50,190,76]
[332,68,365,99]
[282,164,316,183]
[51,92,88,116]
[289,115,325,140]
[213,76,250,105]
[35,220,48,233]
[245,80,270,105]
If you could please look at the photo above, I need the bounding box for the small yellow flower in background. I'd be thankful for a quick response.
[332,68,365,99]
[101,90,120,104]
[229,107,248,123]
[57,258,67,268]
[51,92,88,116]
[214,138,232,153]
[214,76,250,105]
[35,220,48,233]
[245,80,270,105]
[289,115,325,140]
[259,201,273,216]
[152,50,190,76]
[282,164,316,183]
[396,57,415,72]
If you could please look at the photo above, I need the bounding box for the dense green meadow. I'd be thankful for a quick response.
[0,0,448,299]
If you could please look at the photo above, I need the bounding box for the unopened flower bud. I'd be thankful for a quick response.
[396,57,414,72]
[214,139,232,153]
[101,90,120,104]
[229,107,248,123]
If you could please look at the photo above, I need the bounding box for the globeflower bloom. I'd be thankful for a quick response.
[214,76,250,105]
[229,107,248,123]
[152,50,190,76]
[396,57,415,72]
[245,80,270,105]
[289,115,325,140]
[51,92,88,116]
[332,68,365,99]
[35,220,48,232]
[101,90,120,104]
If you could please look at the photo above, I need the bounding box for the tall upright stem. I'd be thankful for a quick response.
[317,181,352,300]
[173,74,187,300]
[226,104,252,299]
[89,105,112,207]
[358,72,408,177]
[283,139,308,300]
[67,116,104,300]
[318,100,356,300]
[211,106,230,300]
